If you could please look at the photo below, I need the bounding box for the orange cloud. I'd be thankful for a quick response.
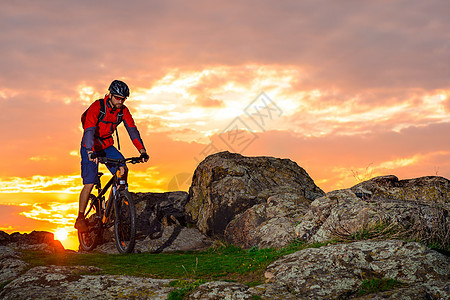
[0,204,58,233]
[20,202,77,226]
[237,126,450,192]
[194,97,224,108]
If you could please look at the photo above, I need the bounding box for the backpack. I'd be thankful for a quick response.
[81,98,124,149]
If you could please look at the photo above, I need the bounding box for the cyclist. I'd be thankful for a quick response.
[75,80,149,232]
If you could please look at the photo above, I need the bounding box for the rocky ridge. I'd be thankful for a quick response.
[1,151,449,299]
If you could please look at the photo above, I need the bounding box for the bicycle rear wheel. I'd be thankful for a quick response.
[78,194,101,251]
[114,190,136,253]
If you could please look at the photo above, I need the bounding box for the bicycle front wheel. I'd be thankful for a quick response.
[78,194,101,251]
[114,190,136,253]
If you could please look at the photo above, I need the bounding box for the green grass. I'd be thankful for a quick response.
[19,240,317,284]
[168,279,205,300]
[335,220,450,253]
[22,240,406,299]
[18,239,336,299]
[358,278,403,296]
[342,222,398,242]
[20,242,311,298]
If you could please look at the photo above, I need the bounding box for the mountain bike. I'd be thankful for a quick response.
[77,156,143,253]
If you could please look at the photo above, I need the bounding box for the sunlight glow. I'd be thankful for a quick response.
[325,154,430,192]
[131,65,304,141]
[0,88,19,99]
[376,156,419,169]
[78,83,101,105]
[422,93,447,115]
[0,225,16,232]
[29,155,55,162]
[0,174,81,193]
[21,202,78,225]
[128,66,450,143]
[54,228,68,241]
[128,168,169,192]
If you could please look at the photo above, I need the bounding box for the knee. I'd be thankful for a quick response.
[83,183,95,190]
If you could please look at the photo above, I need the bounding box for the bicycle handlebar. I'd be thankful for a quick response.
[97,156,144,165]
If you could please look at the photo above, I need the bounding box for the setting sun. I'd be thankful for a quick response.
[54,228,68,241]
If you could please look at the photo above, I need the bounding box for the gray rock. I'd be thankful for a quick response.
[0,246,29,284]
[186,281,302,299]
[133,191,189,240]
[100,191,189,243]
[248,283,297,299]
[2,240,447,299]
[351,175,450,203]
[0,245,18,260]
[350,281,449,299]
[265,240,450,299]
[1,231,65,253]
[0,231,11,245]
[0,265,175,299]
[186,151,325,237]
[0,231,65,285]
[186,281,254,299]
[254,217,297,249]
[295,175,450,245]
[224,203,268,248]
[225,193,311,249]
[135,225,212,253]
[94,225,212,254]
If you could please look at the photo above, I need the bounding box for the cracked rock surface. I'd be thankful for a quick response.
[0,265,175,300]
[265,240,450,299]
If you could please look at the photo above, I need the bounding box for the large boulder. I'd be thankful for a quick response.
[264,240,450,299]
[133,191,190,239]
[185,151,325,237]
[0,230,65,285]
[225,193,311,248]
[295,175,450,247]
[0,231,65,253]
[351,175,450,202]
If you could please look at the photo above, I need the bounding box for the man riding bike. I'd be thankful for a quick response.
[75,80,149,232]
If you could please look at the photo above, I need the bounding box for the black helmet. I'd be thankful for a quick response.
[108,80,130,98]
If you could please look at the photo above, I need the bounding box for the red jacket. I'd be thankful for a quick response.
[81,95,145,152]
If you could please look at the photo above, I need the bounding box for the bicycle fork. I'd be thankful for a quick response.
[103,190,115,224]
[102,169,126,224]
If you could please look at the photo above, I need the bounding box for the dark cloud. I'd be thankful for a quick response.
[1,0,448,93]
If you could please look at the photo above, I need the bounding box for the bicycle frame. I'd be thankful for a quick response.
[84,169,121,227]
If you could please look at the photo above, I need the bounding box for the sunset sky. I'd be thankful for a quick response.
[1,1,449,250]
